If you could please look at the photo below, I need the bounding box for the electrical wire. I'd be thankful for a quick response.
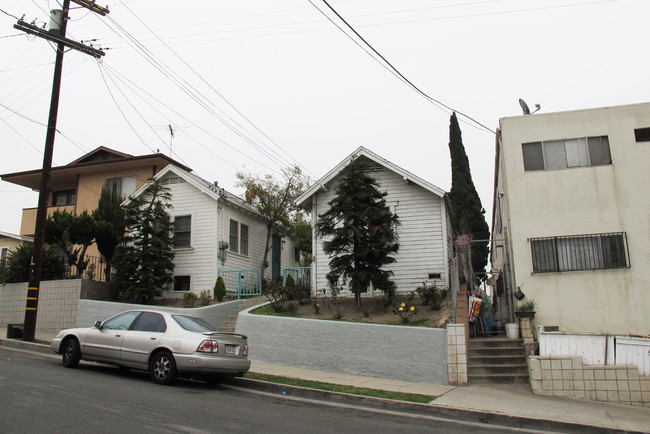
[311,0,496,135]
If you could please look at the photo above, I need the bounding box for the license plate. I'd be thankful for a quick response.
[225,345,237,354]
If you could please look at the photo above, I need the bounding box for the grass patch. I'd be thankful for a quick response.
[244,372,436,404]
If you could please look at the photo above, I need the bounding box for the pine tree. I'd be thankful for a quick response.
[112,179,175,303]
[316,157,400,308]
[448,112,490,282]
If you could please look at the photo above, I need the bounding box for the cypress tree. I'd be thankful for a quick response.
[448,112,490,282]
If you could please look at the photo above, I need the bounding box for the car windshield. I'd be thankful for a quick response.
[172,315,216,332]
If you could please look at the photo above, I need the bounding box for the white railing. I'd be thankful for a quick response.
[539,329,650,375]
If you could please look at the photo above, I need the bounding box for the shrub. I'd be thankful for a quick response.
[416,281,448,311]
[213,276,227,302]
[199,290,212,306]
[263,278,289,312]
[392,292,417,324]
[182,291,198,307]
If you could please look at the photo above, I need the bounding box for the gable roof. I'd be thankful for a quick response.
[0,146,192,190]
[296,146,447,209]
[126,164,260,216]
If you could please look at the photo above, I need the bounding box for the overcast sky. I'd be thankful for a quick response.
[1,0,649,235]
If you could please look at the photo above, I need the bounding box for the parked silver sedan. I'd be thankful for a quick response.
[50,310,251,385]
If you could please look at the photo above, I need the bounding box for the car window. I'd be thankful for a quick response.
[172,315,216,332]
[131,312,166,332]
[102,311,141,331]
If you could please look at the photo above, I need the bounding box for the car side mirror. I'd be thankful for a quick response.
[94,320,103,329]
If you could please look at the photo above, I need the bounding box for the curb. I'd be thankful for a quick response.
[225,377,642,434]
[1,340,644,434]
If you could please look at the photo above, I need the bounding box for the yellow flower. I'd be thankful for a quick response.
[399,307,403,311]
[400,303,405,307]
[410,306,415,312]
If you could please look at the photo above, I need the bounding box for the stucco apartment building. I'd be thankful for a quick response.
[0,146,190,266]
[490,102,650,335]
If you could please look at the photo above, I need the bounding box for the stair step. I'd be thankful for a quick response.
[469,373,530,384]
[468,355,527,365]
[469,365,529,376]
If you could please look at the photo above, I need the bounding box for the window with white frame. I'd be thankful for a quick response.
[174,215,191,248]
[174,275,190,292]
[522,136,611,171]
[229,219,249,255]
[530,232,629,273]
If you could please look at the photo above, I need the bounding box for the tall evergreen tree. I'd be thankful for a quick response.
[448,112,490,283]
[112,179,175,303]
[92,186,125,281]
[316,157,400,308]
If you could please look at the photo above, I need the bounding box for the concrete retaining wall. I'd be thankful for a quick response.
[236,304,449,384]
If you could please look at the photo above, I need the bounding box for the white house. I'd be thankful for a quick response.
[129,164,300,298]
[490,102,650,334]
[296,146,453,296]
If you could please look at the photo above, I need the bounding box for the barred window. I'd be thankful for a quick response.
[530,232,629,273]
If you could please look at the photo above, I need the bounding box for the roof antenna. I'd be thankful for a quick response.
[519,98,540,115]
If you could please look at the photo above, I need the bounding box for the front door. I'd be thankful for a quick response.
[83,311,141,362]
[120,312,166,368]
[272,234,281,280]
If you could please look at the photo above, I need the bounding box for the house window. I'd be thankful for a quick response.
[634,127,650,142]
[229,219,249,256]
[294,247,300,262]
[52,190,76,206]
[174,215,191,248]
[174,275,191,292]
[1,247,8,264]
[522,136,611,171]
[530,232,629,273]
[106,176,137,199]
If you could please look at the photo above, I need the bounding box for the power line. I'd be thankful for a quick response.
[311,0,495,135]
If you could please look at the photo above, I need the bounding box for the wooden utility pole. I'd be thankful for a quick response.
[14,0,109,341]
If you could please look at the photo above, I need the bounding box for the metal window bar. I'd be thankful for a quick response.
[67,255,108,281]
[531,232,629,273]
[217,268,262,299]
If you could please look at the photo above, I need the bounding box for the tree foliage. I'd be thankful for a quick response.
[112,179,175,303]
[44,209,95,278]
[92,186,125,281]
[315,157,400,308]
[0,243,66,283]
[448,112,490,282]
[236,166,307,271]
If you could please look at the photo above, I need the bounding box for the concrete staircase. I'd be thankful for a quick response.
[468,337,529,384]
[219,296,266,333]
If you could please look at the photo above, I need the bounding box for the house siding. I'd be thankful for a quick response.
[312,164,449,295]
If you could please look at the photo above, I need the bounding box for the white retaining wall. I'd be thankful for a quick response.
[236,304,449,384]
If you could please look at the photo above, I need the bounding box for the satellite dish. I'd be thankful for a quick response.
[519,98,540,115]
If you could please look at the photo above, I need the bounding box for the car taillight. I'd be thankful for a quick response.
[197,340,218,353]
[242,343,249,356]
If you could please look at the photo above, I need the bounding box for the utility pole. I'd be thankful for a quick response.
[14,0,109,341]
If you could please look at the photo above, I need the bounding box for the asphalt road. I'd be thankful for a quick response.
[0,347,534,434]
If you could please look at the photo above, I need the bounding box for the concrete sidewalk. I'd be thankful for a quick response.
[2,329,649,433]
[250,360,650,433]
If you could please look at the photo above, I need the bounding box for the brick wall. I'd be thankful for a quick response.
[528,356,650,407]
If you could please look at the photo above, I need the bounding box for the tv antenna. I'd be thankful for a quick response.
[519,98,540,115]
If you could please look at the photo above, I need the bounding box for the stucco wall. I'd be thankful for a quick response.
[236,304,449,384]
[493,103,650,334]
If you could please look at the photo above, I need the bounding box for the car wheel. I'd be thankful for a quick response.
[149,351,177,385]
[62,338,81,368]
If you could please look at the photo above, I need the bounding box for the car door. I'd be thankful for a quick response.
[83,311,141,363]
[120,312,167,368]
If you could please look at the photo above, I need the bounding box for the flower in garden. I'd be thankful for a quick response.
[410,306,415,312]
[399,307,404,311]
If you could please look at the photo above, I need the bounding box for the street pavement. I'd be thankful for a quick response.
[2,327,649,433]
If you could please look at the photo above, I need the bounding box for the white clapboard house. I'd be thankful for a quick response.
[296,146,453,296]
[128,164,300,299]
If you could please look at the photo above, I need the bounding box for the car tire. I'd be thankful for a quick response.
[62,338,81,369]
[149,351,177,385]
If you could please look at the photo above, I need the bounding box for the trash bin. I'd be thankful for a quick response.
[505,323,520,339]
[7,324,24,339]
